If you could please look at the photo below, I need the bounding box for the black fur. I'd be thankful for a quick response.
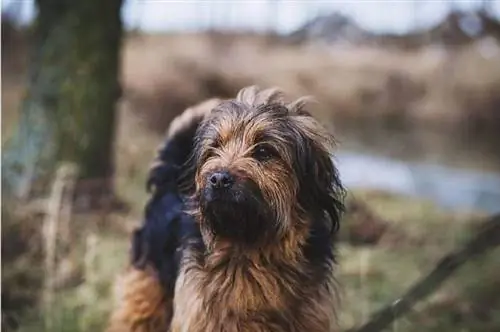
[199,178,276,246]
[132,117,203,293]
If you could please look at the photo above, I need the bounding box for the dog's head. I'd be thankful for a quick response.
[188,86,344,247]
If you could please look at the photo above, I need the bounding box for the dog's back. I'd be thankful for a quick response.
[107,99,219,332]
[134,98,220,290]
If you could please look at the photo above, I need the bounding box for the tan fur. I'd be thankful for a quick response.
[171,244,338,332]
[166,98,222,140]
[148,98,223,191]
[106,266,170,332]
[172,87,340,331]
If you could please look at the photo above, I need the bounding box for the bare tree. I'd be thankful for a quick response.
[2,0,124,200]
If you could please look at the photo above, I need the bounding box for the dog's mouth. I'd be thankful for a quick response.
[198,177,276,244]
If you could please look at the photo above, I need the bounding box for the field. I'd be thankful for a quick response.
[2,29,500,331]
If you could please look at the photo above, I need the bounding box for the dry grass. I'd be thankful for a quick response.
[120,32,500,133]
[3,30,499,139]
[5,170,496,331]
[338,190,498,332]
[3,111,499,332]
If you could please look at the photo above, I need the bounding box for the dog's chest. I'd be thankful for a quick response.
[171,259,301,332]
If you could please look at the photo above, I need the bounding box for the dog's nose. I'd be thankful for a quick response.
[208,171,234,189]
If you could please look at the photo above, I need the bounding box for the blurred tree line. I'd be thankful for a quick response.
[3,0,124,201]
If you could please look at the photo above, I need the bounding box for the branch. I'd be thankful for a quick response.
[42,163,79,331]
[347,213,500,332]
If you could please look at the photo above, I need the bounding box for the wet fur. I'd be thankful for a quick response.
[107,87,344,332]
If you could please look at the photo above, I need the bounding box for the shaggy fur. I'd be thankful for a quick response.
[107,86,345,332]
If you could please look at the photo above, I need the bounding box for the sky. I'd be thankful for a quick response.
[3,0,500,34]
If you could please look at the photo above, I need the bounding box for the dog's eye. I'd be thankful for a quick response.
[205,148,216,159]
[253,145,275,162]
[205,140,220,159]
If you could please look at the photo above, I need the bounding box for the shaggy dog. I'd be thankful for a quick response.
[107,86,345,332]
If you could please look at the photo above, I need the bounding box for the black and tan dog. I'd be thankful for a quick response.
[107,86,345,332]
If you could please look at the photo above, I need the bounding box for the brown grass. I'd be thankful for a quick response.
[120,32,500,134]
[3,30,500,139]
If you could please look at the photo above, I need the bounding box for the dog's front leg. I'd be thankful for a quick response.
[106,266,172,332]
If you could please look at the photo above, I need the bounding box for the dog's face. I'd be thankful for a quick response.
[191,89,343,247]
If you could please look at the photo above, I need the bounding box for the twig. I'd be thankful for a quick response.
[347,213,500,332]
[59,164,78,249]
[42,163,79,330]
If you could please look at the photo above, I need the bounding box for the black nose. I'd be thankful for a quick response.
[208,171,234,189]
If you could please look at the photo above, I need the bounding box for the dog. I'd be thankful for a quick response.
[107,86,345,332]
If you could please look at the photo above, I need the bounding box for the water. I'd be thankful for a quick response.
[333,122,500,214]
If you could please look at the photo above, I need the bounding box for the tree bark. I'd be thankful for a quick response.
[2,0,123,199]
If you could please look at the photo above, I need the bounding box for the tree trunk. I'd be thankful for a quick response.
[2,0,123,199]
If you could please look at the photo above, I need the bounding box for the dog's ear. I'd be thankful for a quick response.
[290,114,344,235]
[131,227,149,269]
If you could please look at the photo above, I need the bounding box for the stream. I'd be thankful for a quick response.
[334,121,500,214]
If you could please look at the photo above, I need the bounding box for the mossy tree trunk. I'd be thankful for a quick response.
[2,0,124,199]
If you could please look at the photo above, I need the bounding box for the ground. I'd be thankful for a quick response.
[4,109,498,331]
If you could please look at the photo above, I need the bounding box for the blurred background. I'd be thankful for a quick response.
[2,1,500,331]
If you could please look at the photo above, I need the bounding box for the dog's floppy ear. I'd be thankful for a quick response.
[289,111,344,235]
[131,227,148,268]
